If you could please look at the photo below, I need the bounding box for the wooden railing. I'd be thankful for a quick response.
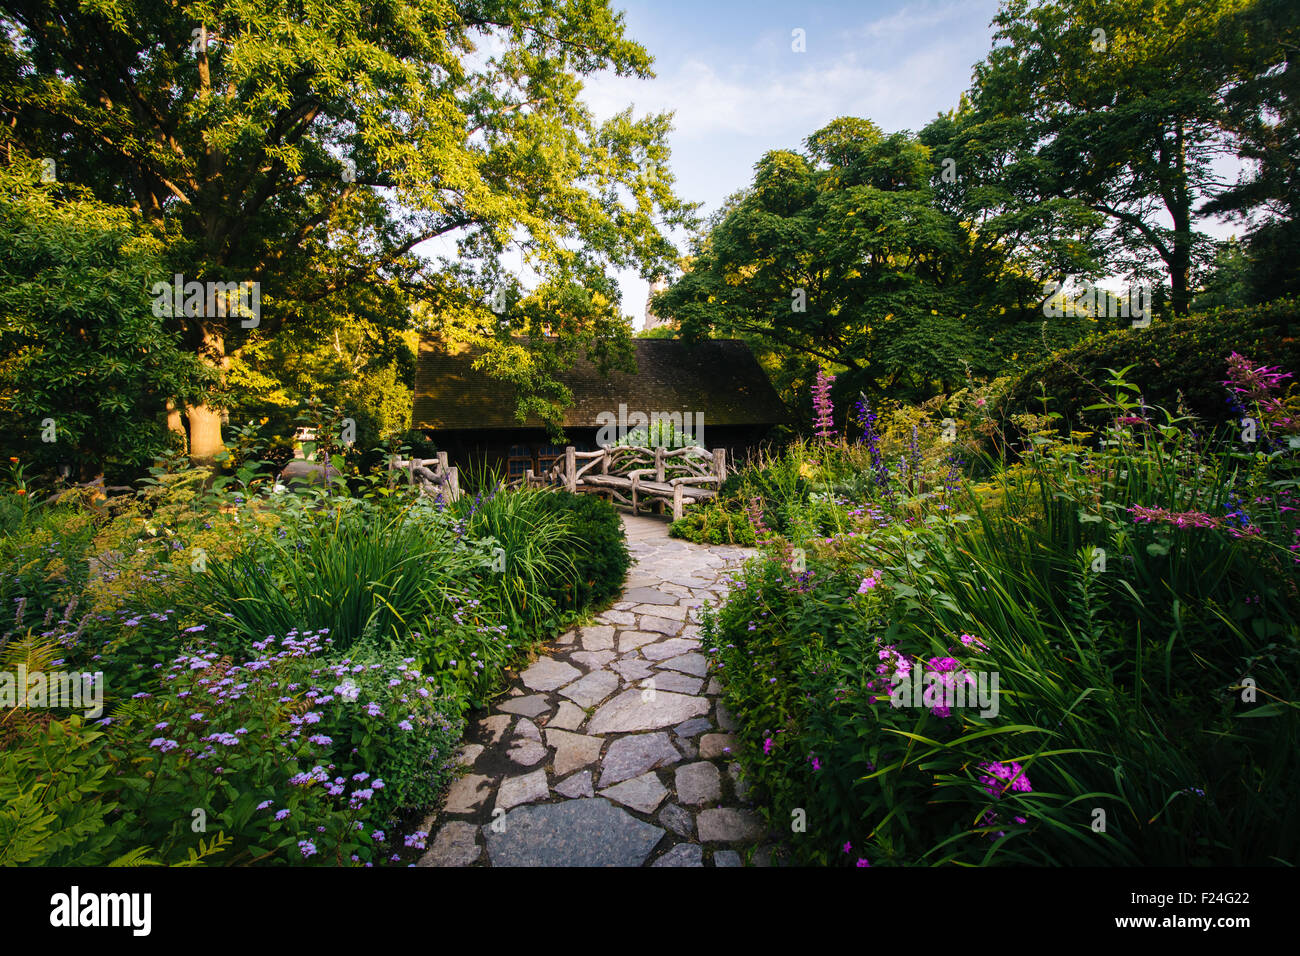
[389,451,461,501]
[522,445,726,520]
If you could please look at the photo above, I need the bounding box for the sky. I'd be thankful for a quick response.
[438,0,1245,329]
[583,0,1007,328]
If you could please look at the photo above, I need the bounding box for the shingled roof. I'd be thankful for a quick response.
[413,338,792,430]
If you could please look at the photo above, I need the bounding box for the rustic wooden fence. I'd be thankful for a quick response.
[389,452,461,501]
[521,444,726,520]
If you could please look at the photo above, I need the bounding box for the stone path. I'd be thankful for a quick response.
[417,514,768,867]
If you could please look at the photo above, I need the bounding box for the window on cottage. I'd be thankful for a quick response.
[507,444,532,479]
[537,444,563,476]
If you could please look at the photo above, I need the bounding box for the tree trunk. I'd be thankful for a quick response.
[1169,119,1193,317]
[187,404,226,462]
[187,320,228,462]
[165,398,186,446]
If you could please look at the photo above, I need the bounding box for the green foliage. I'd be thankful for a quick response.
[707,364,1300,866]
[104,632,457,865]
[0,0,694,459]
[534,491,632,609]
[1001,299,1300,433]
[971,0,1266,316]
[0,158,204,481]
[656,115,1095,410]
[185,496,479,655]
[0,712,120,866]
[669,501,757,546]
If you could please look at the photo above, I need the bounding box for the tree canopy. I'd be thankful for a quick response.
[0,0,694,459]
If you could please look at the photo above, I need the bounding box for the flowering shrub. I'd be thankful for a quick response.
[106,630,461,865]
[706,359,1300,866]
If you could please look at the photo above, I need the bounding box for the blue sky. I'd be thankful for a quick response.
[583,0,1006,326]
[441,1,1240,327]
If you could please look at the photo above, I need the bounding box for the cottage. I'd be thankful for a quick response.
[411,337,791,481]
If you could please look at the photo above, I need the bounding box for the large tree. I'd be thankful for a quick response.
[1199,0,1300,301]
[655,116,1093,406]
[971,0,1262,316]
[0,0,693,459]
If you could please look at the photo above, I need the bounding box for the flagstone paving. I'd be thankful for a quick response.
[418,514,771,867]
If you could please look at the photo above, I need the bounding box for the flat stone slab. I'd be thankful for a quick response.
[631,603,687,620]
[599,771,668,814]
[675,761,722,805]
[547,728,604,776]
[646,671,703,696]
[515,718,541,741]
[588,689,710,734]
[555,770,595,798]
[456,743,484,767]
[418,822,480,867]
[548,700,587,731]
[495,770,549,812]
[611,658,654,682]
[673,717,712,738]
[507,739,548,766]
[599,732,681,787]
[597,610,637,626]
[498,695,552,718]
[478,715,510,744]
[713,850,742,867]
[658,652,708,677]
[660,803,694,839]
[640,638,700,661]
[443,773,494,814]
[485,798,663,867]
[559,670,620,709]
[652,843,704,867]
[622,587,678,606]
[697,807,765,843]
[617,631,658,653]
[699,733,739,759]
[580,625,615,651]
[571,650,616,670]
[638,616,682,636]
[521,657,582,692]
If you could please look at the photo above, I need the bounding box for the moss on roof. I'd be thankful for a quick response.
[413,337,792,430]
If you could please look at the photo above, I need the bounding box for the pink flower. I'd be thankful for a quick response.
[763,737,774,755]
[812,368,837,440]
[842,842,852,854]
[857,569,883,593]
[856,858,871,867]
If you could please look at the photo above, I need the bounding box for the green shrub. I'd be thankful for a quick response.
[1001,298,1300,431]
[185,496,481,654]
[533,491,631,609]
[669,502,757,545]
[105,631,461,865]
